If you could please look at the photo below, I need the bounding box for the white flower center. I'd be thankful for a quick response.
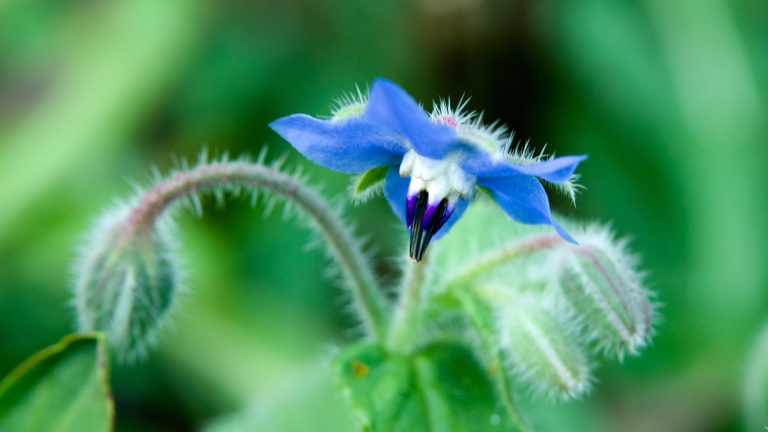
[399,150,476,204]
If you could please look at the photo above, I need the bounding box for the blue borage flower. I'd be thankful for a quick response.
[270,78,586,261]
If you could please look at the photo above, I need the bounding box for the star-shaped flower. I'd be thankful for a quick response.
[270,78,586,261]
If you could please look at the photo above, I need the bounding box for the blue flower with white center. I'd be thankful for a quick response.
[270,78,586,261]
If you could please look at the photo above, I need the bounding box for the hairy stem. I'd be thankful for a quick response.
[386,256,428,353]
[443,234,562,291]
[123,160,388,340]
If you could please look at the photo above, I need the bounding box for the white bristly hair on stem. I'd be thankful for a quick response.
[438,233,565,292]
[74,151,388,360]
[140,155,388,335]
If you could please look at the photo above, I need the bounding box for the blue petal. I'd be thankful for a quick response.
[383,166,409,227]
[479,175,576,243]
[270,114,408,173]
[462,153,587,183]
[363,78,460,159]
[383,167,472,240]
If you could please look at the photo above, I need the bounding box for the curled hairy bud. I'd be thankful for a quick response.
[74,205,179,362]
[558,227,655,359]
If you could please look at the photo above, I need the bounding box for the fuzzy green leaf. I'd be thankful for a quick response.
[0,333,114,432]
[353,166,389,197]
[335,342,521,432]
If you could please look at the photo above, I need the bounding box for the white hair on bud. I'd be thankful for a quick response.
[496,292,594,401]
[330,84,369,120]
[72,202,183,362]
[554,223,659,360]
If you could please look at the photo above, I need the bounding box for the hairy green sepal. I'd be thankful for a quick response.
[335,342,521,432]
[0,333,114,432]
[354,166,389,197]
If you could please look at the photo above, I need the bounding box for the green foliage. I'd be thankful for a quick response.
[204,356,357,432]
[335,342,522,432]
[0,333,113,432]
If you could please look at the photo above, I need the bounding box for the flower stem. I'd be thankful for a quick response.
[386,257,428,353]
[443,234,562,291]
[124,160,388,340]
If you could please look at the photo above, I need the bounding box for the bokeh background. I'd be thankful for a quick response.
[1,0,767,431]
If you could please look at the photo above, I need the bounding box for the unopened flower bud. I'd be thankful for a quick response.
[74,206,180,362]
[498,295,592,400]
[558,228,654,359]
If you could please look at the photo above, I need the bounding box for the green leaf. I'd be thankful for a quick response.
[353,166,389,198]
[335,342,522,432]
[0,333,114,432]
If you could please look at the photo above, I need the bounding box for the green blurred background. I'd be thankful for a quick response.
[1,0,766,431]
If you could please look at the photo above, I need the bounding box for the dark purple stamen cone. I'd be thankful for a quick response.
[408,191,448,261]
[406,193,418,228]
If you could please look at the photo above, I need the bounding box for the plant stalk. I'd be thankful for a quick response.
[443,234,562,291]
[386,256,428,353]
[123,160,388,340]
